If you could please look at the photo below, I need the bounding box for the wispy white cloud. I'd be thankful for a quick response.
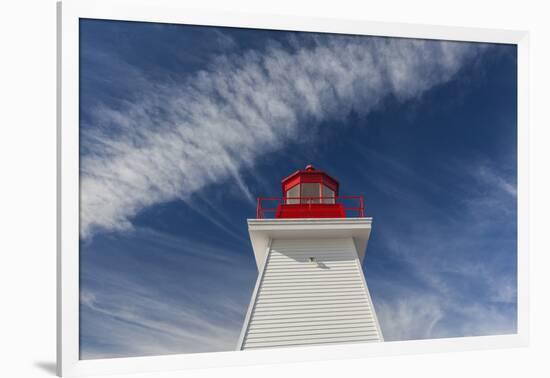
[376,293,444,341]
[80,286,241,358]
[375,283,516,341]
[474,164,517,197]
[80,36,483,238]
[368,161,517,341]
[79,227,254,358]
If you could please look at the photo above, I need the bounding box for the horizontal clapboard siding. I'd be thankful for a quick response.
[241,238,382,350]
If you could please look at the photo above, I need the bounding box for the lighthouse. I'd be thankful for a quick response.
[237,165,383,350]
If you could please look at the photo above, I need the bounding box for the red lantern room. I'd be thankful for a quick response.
[255,165,365,219]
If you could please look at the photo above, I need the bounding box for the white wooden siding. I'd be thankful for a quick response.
[240,238,382,350]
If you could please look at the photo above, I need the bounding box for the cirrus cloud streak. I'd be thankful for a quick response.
[80,36,483,238]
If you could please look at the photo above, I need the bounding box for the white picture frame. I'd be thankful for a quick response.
[57,0,529,376]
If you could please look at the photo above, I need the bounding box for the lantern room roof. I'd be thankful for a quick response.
[281,164,340,194]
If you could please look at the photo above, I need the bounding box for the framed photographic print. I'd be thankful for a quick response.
[57,0,529,376]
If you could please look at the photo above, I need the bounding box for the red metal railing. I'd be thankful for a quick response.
[256,196,365,219]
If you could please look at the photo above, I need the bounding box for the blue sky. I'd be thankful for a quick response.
[79,19,517,359]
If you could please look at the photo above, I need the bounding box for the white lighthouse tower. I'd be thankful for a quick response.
[237,165,383,350]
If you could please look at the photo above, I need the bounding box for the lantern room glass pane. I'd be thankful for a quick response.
[301,183,320,203]
[286,184,300,204]
[322,185,335,204]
